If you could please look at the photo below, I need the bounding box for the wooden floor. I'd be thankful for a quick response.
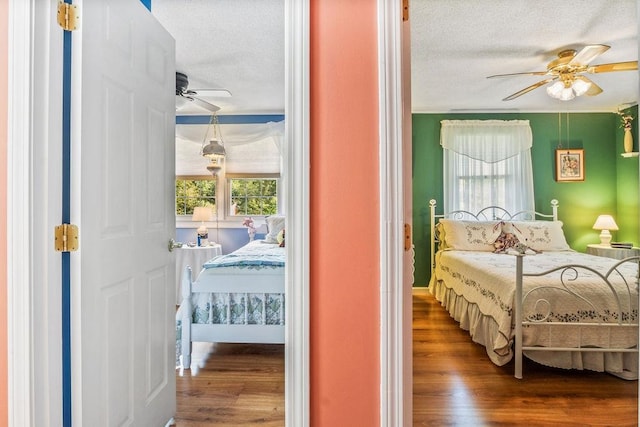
[174,342,285,426]
[413,291,638,426]
[174,293,638,426]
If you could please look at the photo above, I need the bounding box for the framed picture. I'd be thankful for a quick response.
[555,149,585,182]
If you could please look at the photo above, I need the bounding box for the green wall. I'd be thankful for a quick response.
[412,109,640,286]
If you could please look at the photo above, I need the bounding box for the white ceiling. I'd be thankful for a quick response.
[411,0,638,113]
[152,0,285,116]
[152,0,639,173]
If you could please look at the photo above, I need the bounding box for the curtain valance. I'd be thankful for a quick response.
[440,120,532,163]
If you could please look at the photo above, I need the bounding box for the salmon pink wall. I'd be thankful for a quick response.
[310,0,380,425]
[0,0,9,425]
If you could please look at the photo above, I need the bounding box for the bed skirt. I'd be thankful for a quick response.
[429,277,638,379]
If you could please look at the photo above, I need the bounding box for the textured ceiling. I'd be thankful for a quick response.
[411,0,638,113]
[152,0,285,116]
[153,0,639,174]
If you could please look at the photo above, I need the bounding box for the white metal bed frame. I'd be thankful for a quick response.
[428,199,639,379]
[514,254,639,379]
[429,198,558,272]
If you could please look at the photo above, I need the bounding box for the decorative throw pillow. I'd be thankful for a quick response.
[439,219,502,251]
[509,221,570,252]
[277,229,285,247]
[264,215,285,244]
[494,222,541,254]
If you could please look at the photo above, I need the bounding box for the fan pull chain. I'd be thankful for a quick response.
[557,112,562,150]
[566,112,570,151]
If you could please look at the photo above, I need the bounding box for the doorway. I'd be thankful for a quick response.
[6,0,310,425]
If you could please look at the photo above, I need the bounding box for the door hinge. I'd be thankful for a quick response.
[55,224,79,252]
[57,1,79,31]
[404,223,412,251]
[402,0,409,21]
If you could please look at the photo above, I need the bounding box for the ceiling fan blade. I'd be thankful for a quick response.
[587,61,638,73]
[569,44,610,66]
[184,95,221,113]
[487,71,549,78]
[574,76,603,96]
[502,77,557,101]
[191,89,232,98]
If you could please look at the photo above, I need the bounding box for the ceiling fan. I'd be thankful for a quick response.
[487,44,638,101]
[175,71,232,113]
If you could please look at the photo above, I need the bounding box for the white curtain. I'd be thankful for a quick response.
[175,121,284,175]
[441,120,534,215]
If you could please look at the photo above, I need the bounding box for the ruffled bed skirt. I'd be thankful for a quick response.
[429,277,638,379]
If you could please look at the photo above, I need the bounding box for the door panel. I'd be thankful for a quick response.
[72,0,176,425]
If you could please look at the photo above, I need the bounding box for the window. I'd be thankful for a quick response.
[229,177,278,216]
[441,120,534,214]
[175,178,216,215]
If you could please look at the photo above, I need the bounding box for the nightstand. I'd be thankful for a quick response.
[175,244,223,304]
[586,244,640,260]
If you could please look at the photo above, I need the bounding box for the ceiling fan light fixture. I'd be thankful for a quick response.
[175,95,188,109]
[559,87,576,101]
[546,81,565,98]
[571,78,591,96]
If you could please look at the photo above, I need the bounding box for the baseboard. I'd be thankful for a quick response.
[412,286,429,295]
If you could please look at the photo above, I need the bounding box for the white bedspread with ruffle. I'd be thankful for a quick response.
[429,250,638,377]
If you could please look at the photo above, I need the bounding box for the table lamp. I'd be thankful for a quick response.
[592,214,619,246]
[192,206,213,246]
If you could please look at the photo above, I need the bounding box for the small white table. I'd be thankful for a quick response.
[175,244,222,304]
[586,243,640,260]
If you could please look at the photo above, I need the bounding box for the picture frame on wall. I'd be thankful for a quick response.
[555,149,585,182]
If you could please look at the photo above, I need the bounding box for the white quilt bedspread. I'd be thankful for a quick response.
[431,250,638,361]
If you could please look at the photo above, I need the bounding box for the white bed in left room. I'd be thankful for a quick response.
[176,218,286,369]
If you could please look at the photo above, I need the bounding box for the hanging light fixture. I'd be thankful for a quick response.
[201,112,226,176]
[546,75,592,101]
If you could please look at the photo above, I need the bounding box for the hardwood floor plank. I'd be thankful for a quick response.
[413,292,638,426]
[175,343,285,426]
[174,294,637,426]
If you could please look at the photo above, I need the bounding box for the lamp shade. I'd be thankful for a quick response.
[192,206,213,222]
[202,139,226,158]
[592,215,619,231]
[593,214,619,246]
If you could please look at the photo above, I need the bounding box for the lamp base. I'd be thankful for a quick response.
[197,224,209,246]
[599,230,612,246]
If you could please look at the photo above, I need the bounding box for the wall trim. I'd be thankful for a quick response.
[284,0,310,426]
[8,1,34,425]
[9,1,64,426]
[378,0,406,426]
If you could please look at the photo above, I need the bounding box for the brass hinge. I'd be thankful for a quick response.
[57,1,79,31]
[404,223,412,251]
[402,0,409,21]
[55,224,79,252]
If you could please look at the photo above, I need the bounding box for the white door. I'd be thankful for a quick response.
[71,0,176,425]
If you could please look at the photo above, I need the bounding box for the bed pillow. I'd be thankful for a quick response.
[264,215,286,244]
[439,219,502,251]
[508,220,570,252]
[434,222,447,250]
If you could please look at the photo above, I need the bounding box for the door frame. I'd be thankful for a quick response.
[284,0,310,425]
[377,0,408,425]
[8,1,64,425]
[8,1,313,426]
[8,1,407,426]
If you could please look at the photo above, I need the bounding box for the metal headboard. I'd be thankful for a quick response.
[429,199,559,272]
